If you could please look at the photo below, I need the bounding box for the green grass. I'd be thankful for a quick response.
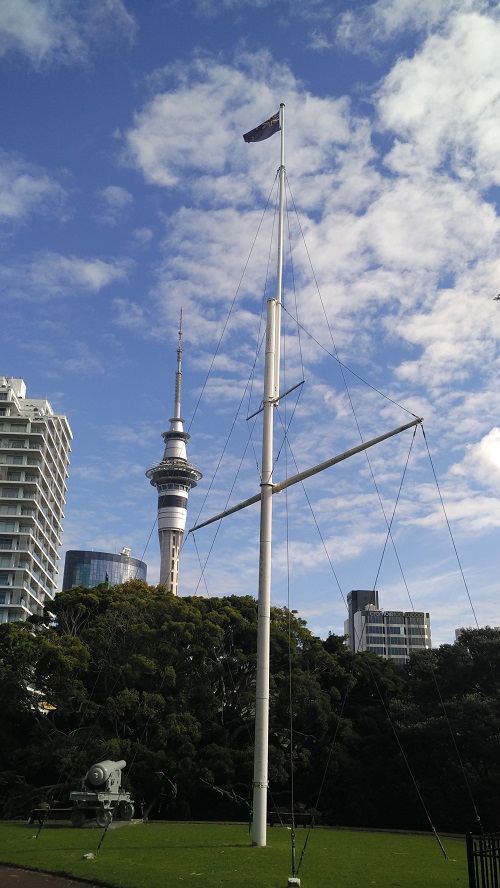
[0,821,468,888]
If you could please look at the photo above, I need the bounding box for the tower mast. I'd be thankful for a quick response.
[146,313,202,594]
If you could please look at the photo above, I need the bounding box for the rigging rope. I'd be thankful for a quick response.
[421,426,480,629]
[187,174,279,436]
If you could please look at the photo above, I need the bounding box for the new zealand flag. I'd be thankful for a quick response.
[243,112,280,143]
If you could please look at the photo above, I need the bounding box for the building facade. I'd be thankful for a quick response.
[0,376,72,623]
[345,589,431,664]
[146,319,202,595]
[345,589,379,650]
[62,548,147,590]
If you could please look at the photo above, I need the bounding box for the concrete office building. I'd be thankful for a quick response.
[62,548,147,590]
[0,376,72,623]
[345,589,380,649]
[146,318,202,595]
[345,589,431,664]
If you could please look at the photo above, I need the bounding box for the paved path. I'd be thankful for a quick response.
[0,867,103,888]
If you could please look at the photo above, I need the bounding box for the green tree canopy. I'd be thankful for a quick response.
[1,585,499,831]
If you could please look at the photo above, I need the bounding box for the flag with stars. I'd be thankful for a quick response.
[243,111,280,143]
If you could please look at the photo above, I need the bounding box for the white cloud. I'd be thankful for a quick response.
[118,42,500,424]
[95,184,134,226]
[125,53,366,206]
[0,151,65,223]
[414,491,500,532]
[58,342,105,377]
[100,184,133,209]
[122,55,380,355]
[132,227,153,247]
[189,0,334,18]
[337,0,489,47]
[104,423,159,446]
[0,0,136,67]
[0,252,132,299]
[450,427,500,492]
[71,457,146,483]
[378,12,500,188]
[112,297,151,333]
[389,281,500,389]
[306,29,333,51]
[74,31,500,644]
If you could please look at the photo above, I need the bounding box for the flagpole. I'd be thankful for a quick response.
[274,103,285,396]
[251,102,285,848]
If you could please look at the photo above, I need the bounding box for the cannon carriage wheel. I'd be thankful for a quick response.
[95,809,112,828]
[118,800,134,821]
[71,807,86,828]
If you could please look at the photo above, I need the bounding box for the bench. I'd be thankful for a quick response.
[28,807,73,824]
[268,812,313,827]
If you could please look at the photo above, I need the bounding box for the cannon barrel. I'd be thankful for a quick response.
[86,759,126,787]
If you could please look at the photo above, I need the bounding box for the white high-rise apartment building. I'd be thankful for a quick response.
[0,377,72,623]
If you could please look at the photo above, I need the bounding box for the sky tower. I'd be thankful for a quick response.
[146,316,202,594]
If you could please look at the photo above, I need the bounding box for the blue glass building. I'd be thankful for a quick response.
[62,548,147,591]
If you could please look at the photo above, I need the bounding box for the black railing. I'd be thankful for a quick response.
[467,833,500,888]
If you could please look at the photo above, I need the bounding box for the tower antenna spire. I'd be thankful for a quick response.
[174,309,183,421]
[146,311,202,595]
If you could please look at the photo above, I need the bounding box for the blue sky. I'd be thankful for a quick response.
[1,0,500,646]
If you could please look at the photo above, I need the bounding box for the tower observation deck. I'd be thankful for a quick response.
[146,318,202,594]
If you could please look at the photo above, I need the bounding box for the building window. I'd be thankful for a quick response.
[7,472,21,481]
[0,574,11,586]
[406,613,425,624]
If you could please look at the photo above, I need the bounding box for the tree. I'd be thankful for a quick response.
[2,586,499,832]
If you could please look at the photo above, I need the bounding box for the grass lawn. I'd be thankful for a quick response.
[0,821,468,888]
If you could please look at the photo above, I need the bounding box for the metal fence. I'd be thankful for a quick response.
[467,833,500,888]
